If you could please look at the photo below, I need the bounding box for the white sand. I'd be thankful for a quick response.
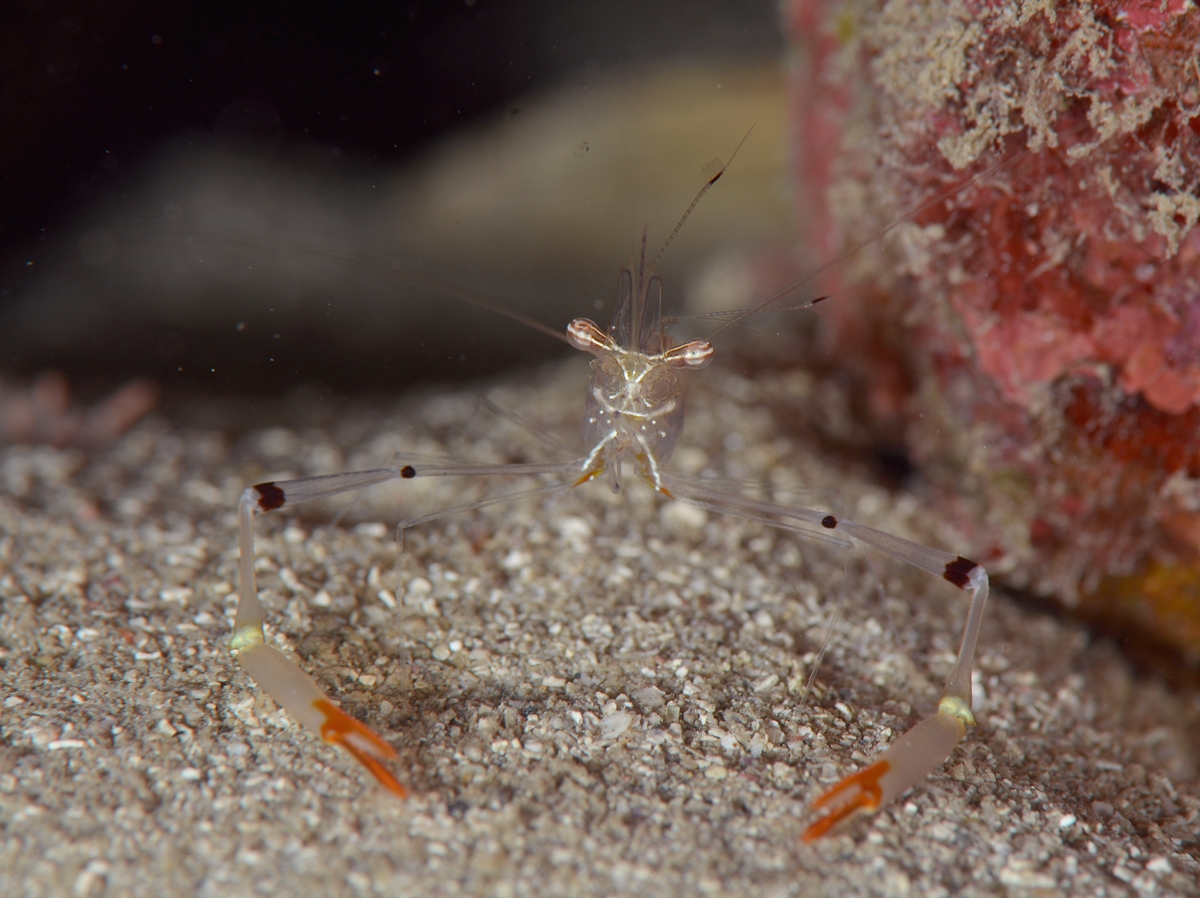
[2,358,1198,897]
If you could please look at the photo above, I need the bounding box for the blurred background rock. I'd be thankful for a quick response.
[0,0,795,398]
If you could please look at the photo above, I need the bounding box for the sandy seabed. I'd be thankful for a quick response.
[2,357,1198,897]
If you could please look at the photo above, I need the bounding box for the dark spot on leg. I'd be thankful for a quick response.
[254,482,285,512]
[400,465,416,479]
[943,556,979,589]
[811,295,830,306]
[821,514,838,529]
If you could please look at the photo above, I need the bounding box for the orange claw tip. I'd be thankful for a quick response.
[313,698,409,799]
[801,759,890,843]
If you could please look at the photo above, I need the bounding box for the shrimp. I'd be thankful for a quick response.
[223,136,1014,840]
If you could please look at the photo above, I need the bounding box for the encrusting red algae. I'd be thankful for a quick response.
[785,0,1200,653]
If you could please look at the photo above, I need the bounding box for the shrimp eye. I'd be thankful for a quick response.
[567,318,610,355]
[666,340,714,369]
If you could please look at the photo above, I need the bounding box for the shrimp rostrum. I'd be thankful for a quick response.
[229,185,990,843]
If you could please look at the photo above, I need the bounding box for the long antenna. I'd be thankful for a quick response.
[653,126,755,266]
[169,232,572,346]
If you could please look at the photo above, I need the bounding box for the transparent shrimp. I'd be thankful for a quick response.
[228,141,1002,837]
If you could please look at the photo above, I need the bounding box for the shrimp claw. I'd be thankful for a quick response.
[802,561,989,840]
[315,699,408,798]
[802,706,968,842]
[233,488,408,798]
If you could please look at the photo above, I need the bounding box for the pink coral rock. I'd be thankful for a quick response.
[785,0,1200,651]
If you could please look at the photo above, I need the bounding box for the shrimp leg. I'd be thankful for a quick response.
[661,473,989,840]
[231,471,410,798]
[231,458,584,795]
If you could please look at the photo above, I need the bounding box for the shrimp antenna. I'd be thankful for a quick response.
[653,125,754,266]
[162,231,572,346]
